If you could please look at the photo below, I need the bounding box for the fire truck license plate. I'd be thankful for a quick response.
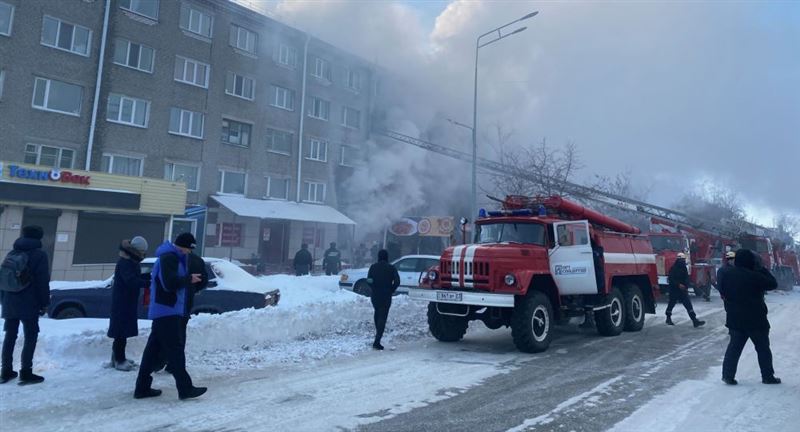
[437,292,462,302]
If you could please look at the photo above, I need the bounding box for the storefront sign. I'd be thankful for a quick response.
[418,217,455,237]
[1,163,91,186]
[389,218,418,236]
[220,223,242,247]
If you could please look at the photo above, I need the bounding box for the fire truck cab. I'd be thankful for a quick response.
[409,196,658,353]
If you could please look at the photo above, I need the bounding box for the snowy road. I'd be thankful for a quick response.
[2,285,799,432]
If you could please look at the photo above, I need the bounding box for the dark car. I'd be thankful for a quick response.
[48,258,280,319]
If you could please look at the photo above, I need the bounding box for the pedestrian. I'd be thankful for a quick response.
[665,253,706,328]
[716,251,736,308]
[134,233,206,400]
[107,236,149,372]
[293,243,312,276]
[370,242,379,263]
[323,242,341,276]
[719,249,781,385]
[367,249,400,350]
[0,226,50,385]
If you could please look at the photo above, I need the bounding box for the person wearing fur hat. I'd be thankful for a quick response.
[107,236,149,371]
[719,248,780,385]
[1,225,50,385]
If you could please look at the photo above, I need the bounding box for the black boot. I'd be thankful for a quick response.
[179,386,207,400]
[665,314,674,326]
[689,312,706,328]
[722,377,738,385]
[134,388,163,399]
[18,368,44,386]
[1,369,18,384]
[372,342,384,351]
[762,376,782,385]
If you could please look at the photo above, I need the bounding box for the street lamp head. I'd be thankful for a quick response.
[510,26,527,36]
[521,11,539,21]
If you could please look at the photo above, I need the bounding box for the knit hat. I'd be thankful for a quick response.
[174,232,197,249]
[378,249,389,262]
[22,225,44,240]
[734,249,756,270]
[130,236,149,254]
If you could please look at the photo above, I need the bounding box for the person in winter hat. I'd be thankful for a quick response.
[107,236,149,371]
[719,249,781,385]
[293,243,312,276]
[134,233,206,400]
[665,253,706,328]
[323,242,342,276]
[1,226,50,385]
[716,251,736,310]
[367,250,400,350]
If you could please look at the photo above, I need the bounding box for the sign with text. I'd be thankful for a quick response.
[220,223,242,247]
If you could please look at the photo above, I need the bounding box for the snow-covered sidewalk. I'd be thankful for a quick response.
[610,287,800,432]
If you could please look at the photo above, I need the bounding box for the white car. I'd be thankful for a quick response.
[339,255,440,296]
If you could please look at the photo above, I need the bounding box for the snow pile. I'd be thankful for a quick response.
[258,274,354,308]
[50,279,110,290]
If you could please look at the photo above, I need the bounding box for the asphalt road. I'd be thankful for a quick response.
[358,302,729,432]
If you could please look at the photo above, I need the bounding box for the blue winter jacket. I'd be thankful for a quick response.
[147,242,191,320]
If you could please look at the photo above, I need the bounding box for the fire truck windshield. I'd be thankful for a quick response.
[477,222,546,246]
[650,236,686,252]
[740,238,770,253]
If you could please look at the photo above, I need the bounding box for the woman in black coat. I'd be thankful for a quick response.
[107,237,148,371]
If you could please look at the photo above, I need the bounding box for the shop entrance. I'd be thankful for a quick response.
[259,220,289,268]
[22,208,59,269]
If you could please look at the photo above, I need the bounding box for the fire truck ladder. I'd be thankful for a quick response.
[376,129,750,239]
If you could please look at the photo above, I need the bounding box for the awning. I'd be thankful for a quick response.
[211,195,356,225]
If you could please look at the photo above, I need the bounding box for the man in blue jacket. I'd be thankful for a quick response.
[134,233,206,400]
[1,226,50,385]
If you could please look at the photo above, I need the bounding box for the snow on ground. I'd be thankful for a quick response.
[610,286,800,432]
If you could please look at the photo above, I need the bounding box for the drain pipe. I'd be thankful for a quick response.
[296,33,310,202]
[85,0,111,171]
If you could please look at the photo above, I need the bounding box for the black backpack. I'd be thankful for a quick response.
[0,250,31,293]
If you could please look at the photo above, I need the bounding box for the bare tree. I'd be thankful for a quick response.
[773,214,799,242]
[674,181,746,224]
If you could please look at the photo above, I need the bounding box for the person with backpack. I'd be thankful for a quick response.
[1,226,51,385]
[107,237,149,372]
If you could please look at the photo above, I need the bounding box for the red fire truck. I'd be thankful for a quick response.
[409,196,658,353]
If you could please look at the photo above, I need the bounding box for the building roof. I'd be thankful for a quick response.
[211,195,356,225]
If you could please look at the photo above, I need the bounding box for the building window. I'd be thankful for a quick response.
[225,72,255,100]
[174,56,209,88]
[107,93,149,128]
[277,43,297,67]
[41,16,91,57]
[221,119,252,148]
[307,96,330,121]
[101,154,143,177]
[119,0,159,20]
[266,177,290,200]
[0,2,14,37]
[270,85,295,111]
[180,4,212,38]
[304,181,326,204]
[340,146,360,167]
[265,128,293,155]
[169,107,204,139]
[164,162,199,191]
[32,77,83,116]
[306,138,327,162]
[342,106,361,129]
[218,170,246,195]
[113,38,154,73]
[311,57,331,81]
[346,69,361,92]
[24,144,74,169]
[229,24,256,54]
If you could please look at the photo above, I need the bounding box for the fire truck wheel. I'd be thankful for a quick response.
[622,284,645,332]
[427,303,469,342]
[595,287,625,337]
[511,291,553,353]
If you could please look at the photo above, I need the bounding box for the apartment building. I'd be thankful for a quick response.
[0,0,374,274]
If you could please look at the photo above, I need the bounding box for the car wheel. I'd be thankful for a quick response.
[55,306,85,320]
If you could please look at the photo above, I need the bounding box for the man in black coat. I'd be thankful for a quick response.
[1,226,50,385]
[367,250,400,350]
[719,249,780,385]
[294,243,312,276]
[665,253,706,328]
[716,251,736,309]
[323,242,341,276]
[107,236,149,371]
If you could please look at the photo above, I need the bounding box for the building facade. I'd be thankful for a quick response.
[0,0,371,273]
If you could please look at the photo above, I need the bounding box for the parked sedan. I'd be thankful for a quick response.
[48,258,279,319]
[339,254,440,297]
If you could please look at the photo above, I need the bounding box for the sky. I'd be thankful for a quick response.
[236,0,799,227]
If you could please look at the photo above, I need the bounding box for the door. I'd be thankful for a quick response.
[260,221,288,264]
[393,257,420,291]
[22,208,59,270]
[549,221,598,295]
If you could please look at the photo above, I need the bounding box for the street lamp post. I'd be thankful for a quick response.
[471,11,538,226]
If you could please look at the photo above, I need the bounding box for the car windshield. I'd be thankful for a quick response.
[650,236,686,252]
[477,222,546,245]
